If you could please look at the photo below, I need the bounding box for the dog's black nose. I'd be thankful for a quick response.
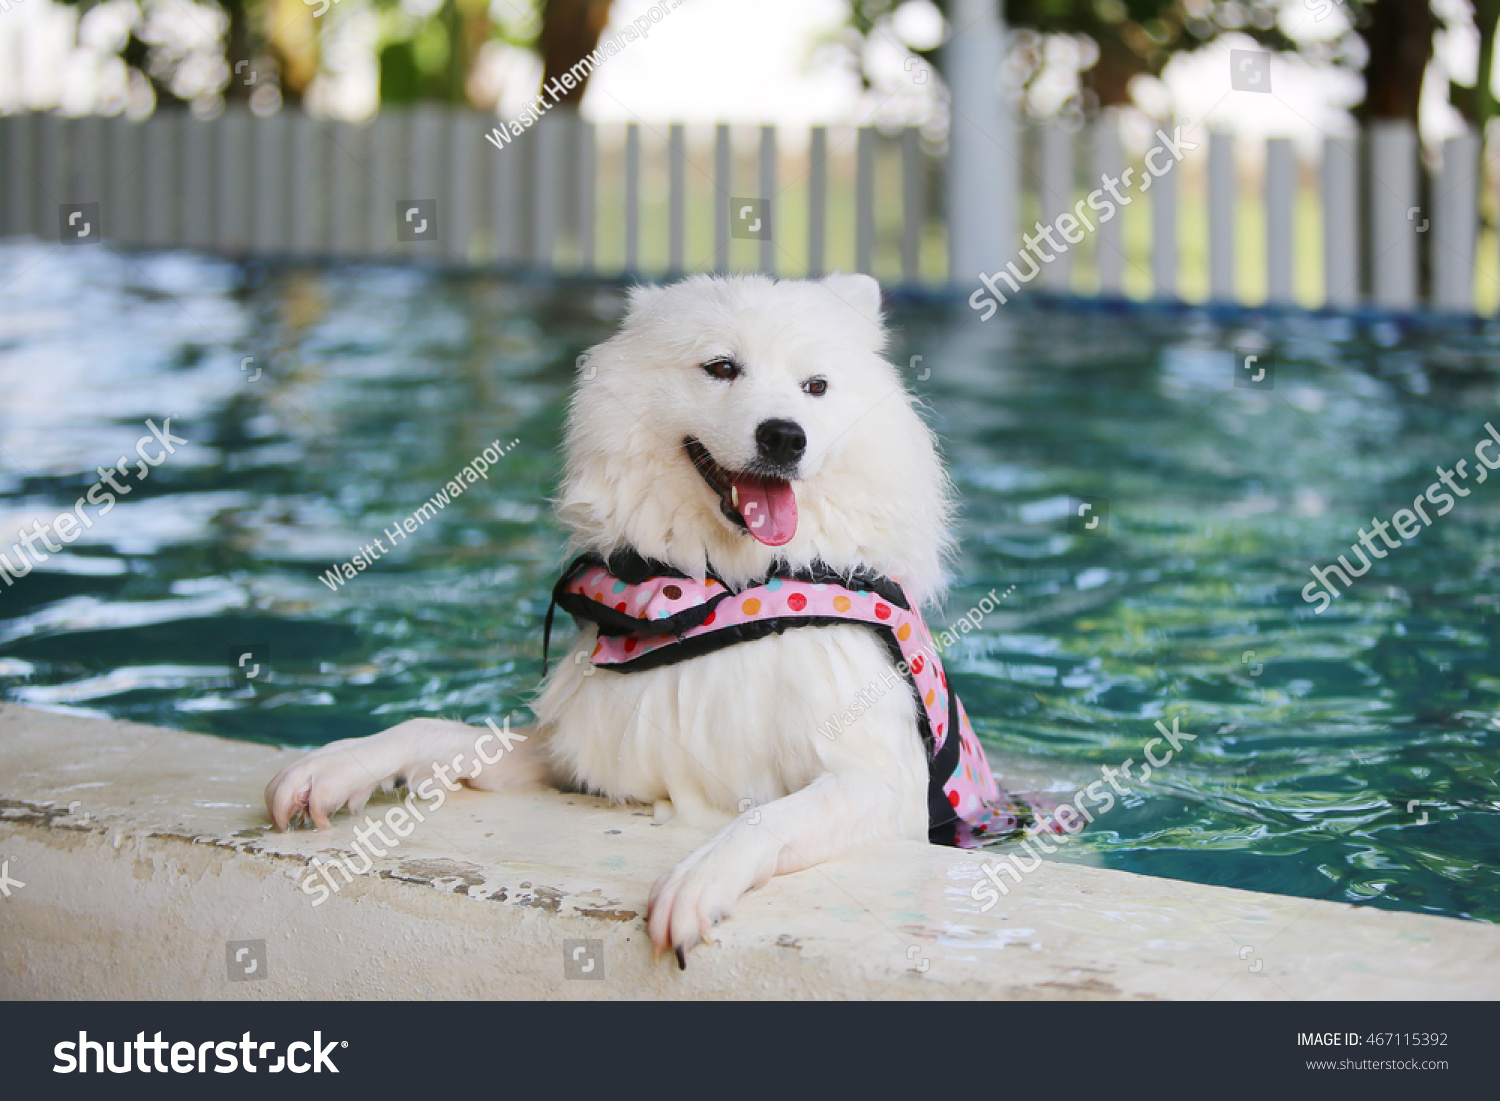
[755,419,806,466]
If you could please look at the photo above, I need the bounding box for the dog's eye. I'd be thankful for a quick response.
[802,378,828,396]
[701,359,740,381]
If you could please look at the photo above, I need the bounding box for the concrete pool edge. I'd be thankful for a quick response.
[1,702,1496,1000]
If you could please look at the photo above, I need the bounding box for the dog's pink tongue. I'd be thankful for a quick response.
[734,476,797,546]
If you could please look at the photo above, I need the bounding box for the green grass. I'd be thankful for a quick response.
[576,124,1500,314]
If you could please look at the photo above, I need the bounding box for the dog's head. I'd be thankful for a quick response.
[556,273,953,606]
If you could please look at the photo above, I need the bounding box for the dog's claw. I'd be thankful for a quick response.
[676,947,686,971]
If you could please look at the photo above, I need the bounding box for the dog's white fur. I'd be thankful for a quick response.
[265,273,955,962]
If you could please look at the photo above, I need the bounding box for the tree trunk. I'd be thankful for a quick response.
[223,0,253,102]
[540,0,615,104]
[1356,0,1436,123]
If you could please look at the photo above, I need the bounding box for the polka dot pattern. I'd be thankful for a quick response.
[564,560,1011,848]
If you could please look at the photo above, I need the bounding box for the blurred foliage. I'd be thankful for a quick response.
[1002,0,1300,109]
[1450,0,1500,129]
[50,0,1500,129]
[845,0,1305,122]
[54,0,604,114]
[378,0,495,104]
[862,0,1495,127]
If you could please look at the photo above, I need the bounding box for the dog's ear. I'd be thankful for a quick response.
[821,273,883,326]
[626,283,668,314]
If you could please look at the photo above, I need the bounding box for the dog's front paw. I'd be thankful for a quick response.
[264,737,404,830]
[646,831,777,968]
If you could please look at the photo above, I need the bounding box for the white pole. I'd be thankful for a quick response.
[577,119,596,273]
[1432,129,1479,312]
[944,0,1014,288]
[808,126,827,277]
[624,122,641,273]
[1322,135,1359,307]
[1264,138,1295,305]
[182,114,215,250]
[1207,131,1235,302]
[143,112,178,248]
[444,111,478,263]
[759,125,776,273]
[331,120,370,258]
[1039,123,1072,290]
[1368,120,1418,310]
[901,127,924,285]
[1091,111,1124,296]
[252,111,289,256]
[1151,148,1177,299]
[856,126,876,275]
[107,115,143,247]
[1,114,37,237]
[668,123,685,273]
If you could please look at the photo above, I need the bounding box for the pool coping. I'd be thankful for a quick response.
[1,702,1497,1000]
[25,242,1497,333]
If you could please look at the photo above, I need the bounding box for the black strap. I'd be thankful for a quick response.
[541,595,558,678]
[542,553,598,676]
[602,547,689,584]
[775,560,909,610]
[924,678,965,845]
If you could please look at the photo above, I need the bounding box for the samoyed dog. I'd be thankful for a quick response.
[266,272,1003,966]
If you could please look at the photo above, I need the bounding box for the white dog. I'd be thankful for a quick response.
[266,272,1020,966]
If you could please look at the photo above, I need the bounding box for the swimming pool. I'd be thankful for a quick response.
[2,242,1498,924]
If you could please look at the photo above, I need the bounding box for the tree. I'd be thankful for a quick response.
[379,0,496,105]
[539,0,615,105]
[1005,0,1296,109]
[1449,0,1499,131]
[1353,0,1434,123]
[892,0,1479,126]
[378,0,613,107]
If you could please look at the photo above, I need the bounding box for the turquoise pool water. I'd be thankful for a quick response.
[2,244,1498,923]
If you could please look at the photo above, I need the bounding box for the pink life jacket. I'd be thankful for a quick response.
[544,550,1033,847]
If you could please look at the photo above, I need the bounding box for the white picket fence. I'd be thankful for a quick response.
[0,105,1488,313]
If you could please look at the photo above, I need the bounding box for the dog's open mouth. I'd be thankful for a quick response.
[684,437,798,547]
